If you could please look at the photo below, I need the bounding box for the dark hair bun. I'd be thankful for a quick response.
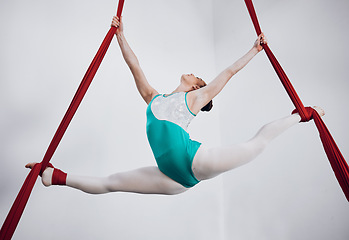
[201,100,213,112]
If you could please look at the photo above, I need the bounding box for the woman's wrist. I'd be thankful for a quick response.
[250,46,259,55]
[116,32,124,38]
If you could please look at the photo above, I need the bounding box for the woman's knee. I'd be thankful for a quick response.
[246,137,268,156]
[104,174,122,193]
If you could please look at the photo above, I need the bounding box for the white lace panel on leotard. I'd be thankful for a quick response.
[150,92,196,132]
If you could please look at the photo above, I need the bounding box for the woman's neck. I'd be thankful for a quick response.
[171,84,190,94]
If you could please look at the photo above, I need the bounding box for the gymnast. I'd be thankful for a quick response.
[26,16,324,195]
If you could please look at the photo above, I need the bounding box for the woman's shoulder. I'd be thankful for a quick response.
[147,93,162,106]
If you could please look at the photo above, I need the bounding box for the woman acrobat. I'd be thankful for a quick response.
[26,16,325,195]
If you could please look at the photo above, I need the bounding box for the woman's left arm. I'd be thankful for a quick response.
[189,33,267,113]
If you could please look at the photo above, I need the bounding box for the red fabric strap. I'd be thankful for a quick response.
[0,1,125,239]
[39,163,53,177]
[39,162,67,185]
[244,0,349,202]
[52,168,67,186]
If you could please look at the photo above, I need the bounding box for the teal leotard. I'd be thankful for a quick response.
[146,92,201,188]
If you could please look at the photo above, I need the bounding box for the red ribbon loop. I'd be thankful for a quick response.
[292,107,314,122]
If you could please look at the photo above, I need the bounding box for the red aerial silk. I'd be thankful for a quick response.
[244,0,349,202]
[0,1,125,239]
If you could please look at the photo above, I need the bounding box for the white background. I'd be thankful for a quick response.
[1,0,348,239]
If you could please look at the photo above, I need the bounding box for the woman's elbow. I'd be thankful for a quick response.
[226,67,238,77]
[127,59,140,68]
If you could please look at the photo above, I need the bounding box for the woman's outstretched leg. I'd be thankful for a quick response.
[25,164,188,195]
[68,167,188,195]
[192,108,325,180]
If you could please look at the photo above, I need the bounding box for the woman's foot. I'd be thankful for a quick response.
[25,162,61,186]
[313,106,325,117]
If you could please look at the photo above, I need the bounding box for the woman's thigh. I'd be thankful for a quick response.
[192,141,265,181]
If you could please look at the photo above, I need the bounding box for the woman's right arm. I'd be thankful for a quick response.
[187,33,267,114]
[112,17,158,104]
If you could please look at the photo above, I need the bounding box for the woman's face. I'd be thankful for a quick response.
[181,74,206,88]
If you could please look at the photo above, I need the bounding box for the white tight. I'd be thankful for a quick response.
[64,113,301,195]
